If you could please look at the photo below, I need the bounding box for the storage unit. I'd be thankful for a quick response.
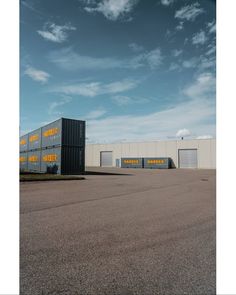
[28,150,41,172]
[28,128,42,151]
[41,118,85,149]
[178,149,198,168]
[20,134,28,152]
[100,151,113,167]
[20,152,28,171]
[143,157,171,169]
[19,118,86,175]
[121,157,143,168]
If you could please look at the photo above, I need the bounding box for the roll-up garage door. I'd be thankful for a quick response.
[100,151,113,167]
[178,149,198,168]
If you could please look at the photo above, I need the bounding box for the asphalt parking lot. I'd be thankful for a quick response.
[20,167,216,295]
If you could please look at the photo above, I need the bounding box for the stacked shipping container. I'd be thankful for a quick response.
[19,118,85,175]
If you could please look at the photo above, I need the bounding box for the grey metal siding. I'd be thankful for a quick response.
[100,151,113,167]
[62,118,85,147]
[178,149,198,168]
[20,152,28,171]
[28,150,41,172]
[41,119,62,148]
[28,128,42,151]
[41,147,61,174]
[20,134,28,152]
[143,157,171,169]
[61,147,85,175]
[121,158,143,168]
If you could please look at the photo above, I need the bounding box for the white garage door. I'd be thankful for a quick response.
[178,149,198,168]
[100,151,113,167]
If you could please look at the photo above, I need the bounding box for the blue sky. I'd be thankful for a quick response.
[20,0,216,143]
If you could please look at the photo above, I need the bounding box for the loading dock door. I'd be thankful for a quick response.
[100,151,113,167]
[178,149,198,168]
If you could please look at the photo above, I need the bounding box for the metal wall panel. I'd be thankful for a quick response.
[28,150,41,172]
[62,118,85,147]
[28,128,42,151]
[178,149,198,168]
[41,119,62,148]
[143,157,170,169]
[61,146,85,174]
[121,157,143,168]
[41,147,61,174]
[20,152,28,171]
[20,134,28,152]
[100,151,113,167]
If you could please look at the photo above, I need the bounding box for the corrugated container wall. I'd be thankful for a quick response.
[121,157,143,168]
[28,150,41,172]
[20,134,28,152]
[20,152,28,171]
[28,128,42,151]
[143,157,171,169]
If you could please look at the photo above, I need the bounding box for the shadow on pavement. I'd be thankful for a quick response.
[85,171,133,176]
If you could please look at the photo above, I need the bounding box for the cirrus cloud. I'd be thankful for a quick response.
[37,23,76,43]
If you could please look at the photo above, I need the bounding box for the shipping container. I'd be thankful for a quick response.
[28,128,42,151]
[41,118,85,149]
[28,150,41,172]
[41,146,85,174]
[20,134,28,152]
[121,157,143,168]
[143,157,171,169]
[41,119,62,148]
[41,147,62,174]
[20,152,28,171]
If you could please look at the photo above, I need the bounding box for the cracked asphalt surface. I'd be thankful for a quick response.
[20,168,216,295]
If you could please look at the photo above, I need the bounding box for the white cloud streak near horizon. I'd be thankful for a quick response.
[37,23,76,43]
[83,72,216,142]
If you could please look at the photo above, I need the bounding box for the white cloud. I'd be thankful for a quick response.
[111,95,149,106]
[176,128,191,138]
[182,57,198,69]
[175,3,204,21]
[176,21,184,31]
[196,135,213,139]
[86,97,215,142]
[183,72,215,99]
[206,44,216,56]
[24,66,50,83]
[86,108,107,119]
[48,47,163,71]
[84,0,139,21]
[160,0,175,6]
[83,73,215,142]
[192,30,208,45]
[172,49,183,57]
[208,20,216,34]
[49,79,139,97]
[144,48,163,69]
[169,63,181,71]
[48,96,72,116]
[128,42,144,52]
[37,23,76,43]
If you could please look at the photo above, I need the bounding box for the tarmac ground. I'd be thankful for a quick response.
[20,167,216,295]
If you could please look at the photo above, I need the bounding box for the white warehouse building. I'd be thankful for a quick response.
[85,138,216,169]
